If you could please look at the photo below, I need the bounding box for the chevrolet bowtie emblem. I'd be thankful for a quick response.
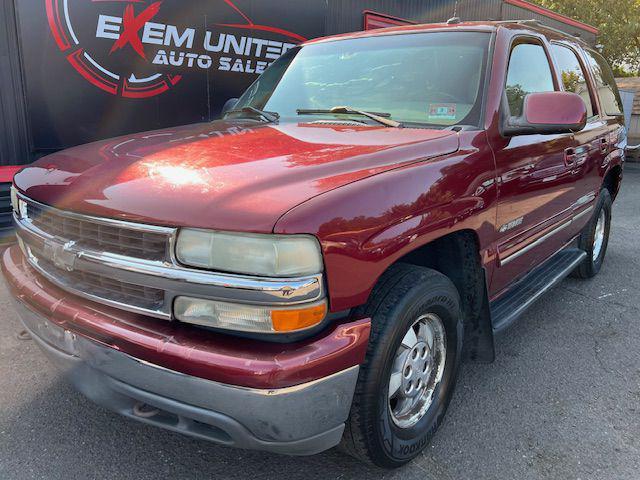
[43,240,78,272]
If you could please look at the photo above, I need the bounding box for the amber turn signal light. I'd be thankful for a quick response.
[271,302,327,332]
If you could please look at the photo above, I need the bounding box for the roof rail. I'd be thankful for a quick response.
[497,19,589,45]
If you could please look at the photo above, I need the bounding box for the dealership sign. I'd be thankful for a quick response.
[45,0,305,98]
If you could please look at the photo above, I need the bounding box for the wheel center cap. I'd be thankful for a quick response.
[401,341,432,397]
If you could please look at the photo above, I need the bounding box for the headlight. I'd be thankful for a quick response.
[174,297,327,333]
[175,229,323,277]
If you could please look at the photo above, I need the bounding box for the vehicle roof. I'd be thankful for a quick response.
[303,20,587,47]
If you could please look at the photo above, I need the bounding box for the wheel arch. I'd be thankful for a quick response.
[602,164,623,200]
[374,229,495,362]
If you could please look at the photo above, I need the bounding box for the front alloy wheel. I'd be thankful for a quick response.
[388,314,446,428]
[340,264,463,468]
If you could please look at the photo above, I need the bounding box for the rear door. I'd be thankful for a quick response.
[581,48,627,188]
[489,37,585,297]
[548,42,608,235]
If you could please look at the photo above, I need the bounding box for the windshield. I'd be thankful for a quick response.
[230,31,491,128]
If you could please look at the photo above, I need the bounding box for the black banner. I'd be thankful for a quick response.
[16,0,327,150]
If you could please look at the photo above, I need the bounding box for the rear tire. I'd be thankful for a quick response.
[572,189,612,279]
[340,264,463,468]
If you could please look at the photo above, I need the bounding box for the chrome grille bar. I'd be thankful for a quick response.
[13,194,325,320]
[26,201,171,261]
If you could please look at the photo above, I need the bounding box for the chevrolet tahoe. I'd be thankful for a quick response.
[2,20,626,468]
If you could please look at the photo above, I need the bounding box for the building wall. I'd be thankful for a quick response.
[0,0,31,166]
[326,0,465,33]
[616,79,640,143]
[326,0,597,43]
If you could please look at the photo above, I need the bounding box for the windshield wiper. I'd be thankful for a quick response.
[297,106,403,128]
[225,106,279,123]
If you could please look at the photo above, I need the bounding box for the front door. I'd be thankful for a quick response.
[489,38,591,297]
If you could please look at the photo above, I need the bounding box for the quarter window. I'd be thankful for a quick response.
[551,44,595,118]
[584,50,623,116]
[505,43,555,116]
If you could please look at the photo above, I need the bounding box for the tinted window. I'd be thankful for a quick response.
[585,50,623,116]
[551,44,595,118]
[505,43,555,116]
[232,32,491,127]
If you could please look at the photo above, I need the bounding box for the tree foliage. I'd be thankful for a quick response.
[535,0,640,74]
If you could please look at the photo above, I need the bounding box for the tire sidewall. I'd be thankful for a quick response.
[371,278,463,466]
[583,189,612,275]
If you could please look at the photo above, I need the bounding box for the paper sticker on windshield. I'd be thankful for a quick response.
[428,104,457,121]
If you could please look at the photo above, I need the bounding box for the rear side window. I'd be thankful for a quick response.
[551,44,595,118]
[505,43,555,116]
[584,50,623,116]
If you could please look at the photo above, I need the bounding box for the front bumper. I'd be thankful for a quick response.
[2,246,371,455]
[11,297,358,455]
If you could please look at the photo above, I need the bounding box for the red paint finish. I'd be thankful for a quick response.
[13,122,458,233]
[483,26,620,296]
[1,246,370,389]
[0,166,21,183]
[524,92,587,126]
[275,130,498,311]
[305,22,495,47]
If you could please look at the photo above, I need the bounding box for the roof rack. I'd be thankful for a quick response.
[497,19,589,45]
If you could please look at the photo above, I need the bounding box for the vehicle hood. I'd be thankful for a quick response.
[14,120,459,232]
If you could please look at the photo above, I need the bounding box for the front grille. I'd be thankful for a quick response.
[15,196,176,317]
[36,257,165,311]
[26,202,169,261]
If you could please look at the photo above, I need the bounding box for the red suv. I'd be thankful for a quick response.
[3,21,625,467]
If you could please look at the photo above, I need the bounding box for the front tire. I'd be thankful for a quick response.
[340,264,463,468]
[572,189,612,279]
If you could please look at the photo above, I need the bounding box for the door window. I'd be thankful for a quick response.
[551,44,595,118]
[505,43,555,116]
[584,50,624,117]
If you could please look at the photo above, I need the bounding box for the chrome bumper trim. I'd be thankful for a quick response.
[12,298,357,455]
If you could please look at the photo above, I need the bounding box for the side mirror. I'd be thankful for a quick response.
[221,98,239,116]
[503,92,587,136]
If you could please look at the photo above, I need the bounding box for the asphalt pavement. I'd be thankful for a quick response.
[1,165,639,480]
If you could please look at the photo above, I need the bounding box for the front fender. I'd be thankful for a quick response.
[274,132,498,312]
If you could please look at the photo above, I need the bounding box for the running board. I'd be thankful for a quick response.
[490,248,587,333]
